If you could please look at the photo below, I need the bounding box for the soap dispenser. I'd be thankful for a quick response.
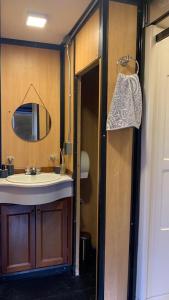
[60,148,66,175]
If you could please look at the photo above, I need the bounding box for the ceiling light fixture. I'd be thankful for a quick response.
[26,15,47,28]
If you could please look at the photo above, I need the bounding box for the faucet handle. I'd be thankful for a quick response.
[25,166,40,175]
[36,168,41,174]
[50,154,57,162]
[25,167,31,175]
[30,167,37,175]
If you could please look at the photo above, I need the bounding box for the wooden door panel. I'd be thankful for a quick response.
[36,200,69,268]
[1,205,35,273]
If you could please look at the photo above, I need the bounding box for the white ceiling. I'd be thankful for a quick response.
[1,0,92,44]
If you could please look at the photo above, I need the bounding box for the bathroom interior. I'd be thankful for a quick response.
[1,0,166,300]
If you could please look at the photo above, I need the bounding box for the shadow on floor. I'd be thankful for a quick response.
[0,258,96,300]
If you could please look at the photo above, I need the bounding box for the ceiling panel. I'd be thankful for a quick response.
[1,0,92,44]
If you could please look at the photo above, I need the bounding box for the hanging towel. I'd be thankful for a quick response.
[106,73,142,130]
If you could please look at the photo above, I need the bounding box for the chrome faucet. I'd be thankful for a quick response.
[25,167,40,175]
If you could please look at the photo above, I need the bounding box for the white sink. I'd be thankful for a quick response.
[6,173,63,185]
[0,173,73,205]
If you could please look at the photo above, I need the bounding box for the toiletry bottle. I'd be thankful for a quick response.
[60,148,66,175]
[1,165,8,178]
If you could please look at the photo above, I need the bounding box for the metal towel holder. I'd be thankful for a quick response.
[117,55,139,74]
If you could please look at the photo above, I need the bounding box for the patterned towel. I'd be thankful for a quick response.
[106,73,142,130]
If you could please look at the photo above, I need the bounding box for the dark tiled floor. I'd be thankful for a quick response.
[0,260,96,300]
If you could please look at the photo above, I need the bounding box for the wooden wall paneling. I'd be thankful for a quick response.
[1,205,35,273]
[1,45,60,169]
[80,65,99,249]
[75,9,100,75]
[64,42,74,173]
[105,2,137,300]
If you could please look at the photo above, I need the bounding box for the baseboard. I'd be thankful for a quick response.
[0,264,72,282]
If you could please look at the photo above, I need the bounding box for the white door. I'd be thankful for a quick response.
[147,35,169,299]
[137,26,169,300]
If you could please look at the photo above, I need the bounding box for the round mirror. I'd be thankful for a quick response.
[12,103,51,142]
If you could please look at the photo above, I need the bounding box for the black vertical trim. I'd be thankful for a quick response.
[144,0,149,26]
[60,46,65,150]
[0,42,1,165]
[72,41,78,274]
[97,0,109,299]
[127,1,145,299]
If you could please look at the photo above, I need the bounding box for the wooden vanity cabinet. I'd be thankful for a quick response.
[0,198,72,274]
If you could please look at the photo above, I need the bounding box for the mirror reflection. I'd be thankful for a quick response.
[12,103,51,142]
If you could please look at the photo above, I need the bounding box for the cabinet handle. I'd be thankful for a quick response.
[31,208,35,214]
[37,209,41,213]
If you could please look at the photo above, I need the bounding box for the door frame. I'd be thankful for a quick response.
[73,58,102,285]
[135,24,155,300]
[72,2,109,299]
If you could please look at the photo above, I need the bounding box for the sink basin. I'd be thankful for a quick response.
[6,173,63,185]
[0,173,73,205]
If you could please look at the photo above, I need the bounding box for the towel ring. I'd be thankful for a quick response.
[117,55,139,75]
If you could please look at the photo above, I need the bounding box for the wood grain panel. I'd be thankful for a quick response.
[75,9,100,74]
[1,205,35,273]
[64,42,74,173]
[105,2,137,300]
[1,45,60,169]
[80,65,99,248]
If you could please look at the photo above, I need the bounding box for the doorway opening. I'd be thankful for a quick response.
[75,64,100,297]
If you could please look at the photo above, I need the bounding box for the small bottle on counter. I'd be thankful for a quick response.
[54,166,61,174]
[1,165,8,178]
[7,165,14,176]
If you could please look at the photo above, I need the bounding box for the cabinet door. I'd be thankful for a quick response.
[1,205,35,273]
[36,199,71,268]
